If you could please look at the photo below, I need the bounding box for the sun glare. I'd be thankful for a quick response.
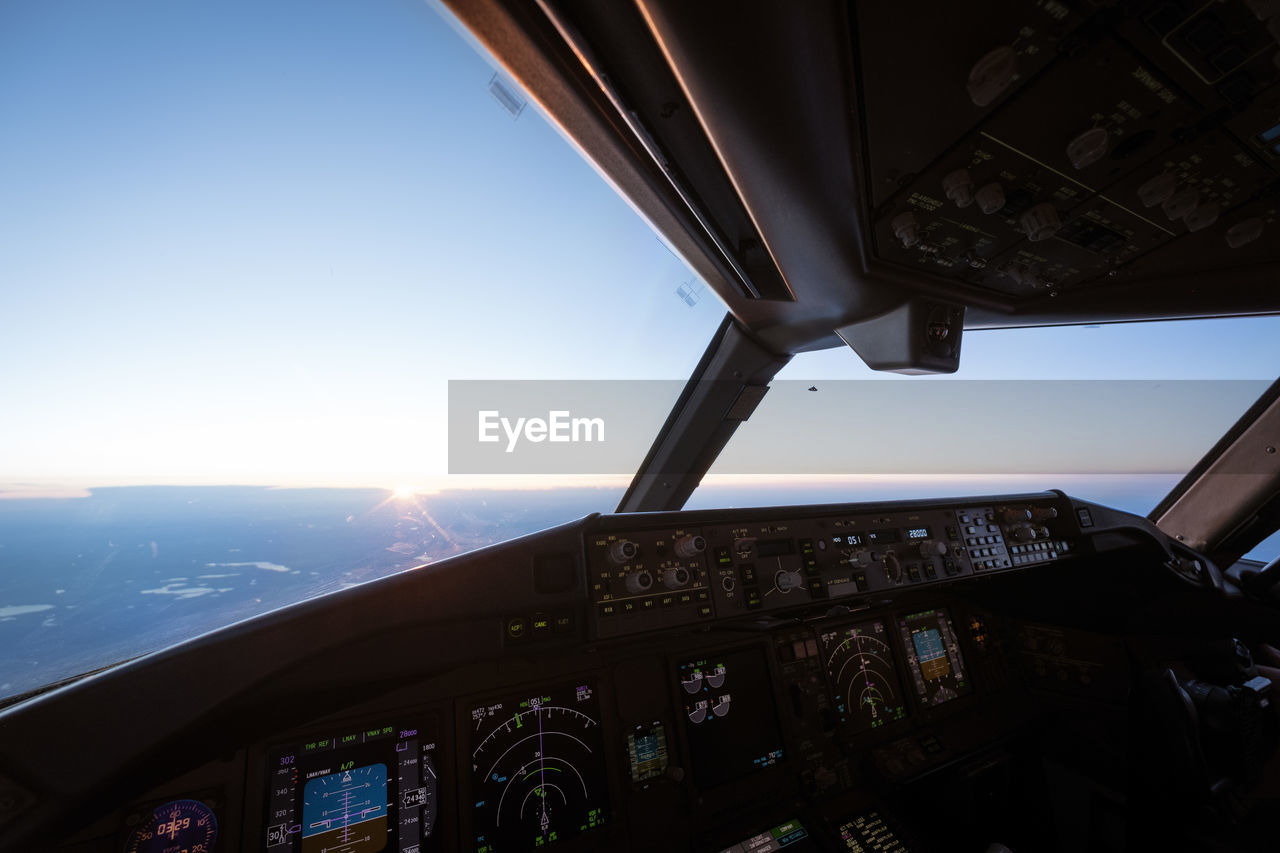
[391,485,421,499]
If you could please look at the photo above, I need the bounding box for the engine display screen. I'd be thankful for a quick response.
[468,681,609,851]
[264,719,441,853]
[625,721,669,784]
[897,608,971,707]
[818,619,908,733]
[677,647,785,789]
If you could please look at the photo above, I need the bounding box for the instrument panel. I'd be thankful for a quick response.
[34,492,1173,852]
[586,497,1075,639]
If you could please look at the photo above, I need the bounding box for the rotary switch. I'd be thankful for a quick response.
[674,534,706,559]
[608,539,638,565]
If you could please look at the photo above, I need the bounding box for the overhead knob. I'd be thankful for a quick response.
[1066,127,1109,170]
[1137,173,1177,208]
[1020,203,1061,241]
[918,540,948,559]
[624,570,654,595]
[608,539,638,566]
[942,169,975,208]
[1161,187,1199,221]
[1226,218,1264,248]
[1029,507,1059,522]
[1011,526,1036,543]
[674,534,706,559]
[891,212,921,248]
[1002,507,1032,523]
[663,566,691,589]
[975,182,1005,215]
[1184,202,1220,232]
[967,46,1017,107]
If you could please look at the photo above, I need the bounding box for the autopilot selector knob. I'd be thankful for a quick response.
[917,539,947,559]
[674,534,706,559]
[608,540,638,566]
[624,570,654,594]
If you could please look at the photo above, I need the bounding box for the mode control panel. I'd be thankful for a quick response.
[586,496,1078,640]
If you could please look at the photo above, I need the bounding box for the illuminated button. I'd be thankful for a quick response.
[640,597,657,611]
[808,578,826,597]
[715,546,734,567]
[695,589,710,602]
[944,561,958,576]
[659,594,676,608]
[553,612,574,634]
[530,613,551,638]
[598,603,617,618]
[740,564,757,585]
[800,539,815,555]
[621,600,637,614]
[505,616,527,640]
[746,590,763,610]
[907,564,921,582]
[697,604,714,618]
[924,564,937,579]
[854,572,868,591]
[677,592,694,605]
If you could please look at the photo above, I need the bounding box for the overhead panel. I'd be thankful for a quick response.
[853,0,1280,302]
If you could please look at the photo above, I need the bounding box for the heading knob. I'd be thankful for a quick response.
[674,534,706,559]
[608,539,638,566]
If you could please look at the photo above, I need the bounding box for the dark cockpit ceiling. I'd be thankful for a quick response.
[447,0,1280,358]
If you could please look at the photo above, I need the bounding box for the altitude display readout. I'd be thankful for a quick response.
[469,682,609,851]
[678,647,785,789]
[818,620,908,733]
[897,609,972,706]
[264,721,440,853]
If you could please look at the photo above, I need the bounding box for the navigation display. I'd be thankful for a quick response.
[818,619,908,733]
[468,681,609,851]
[897,609,972,707]
[264,719,441,853]
[677,647,785,789]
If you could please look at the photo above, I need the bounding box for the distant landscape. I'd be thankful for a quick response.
[0,475,1222,700]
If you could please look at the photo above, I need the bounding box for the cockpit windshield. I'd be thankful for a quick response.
[1,0,1278,710]
[0,0,719,700]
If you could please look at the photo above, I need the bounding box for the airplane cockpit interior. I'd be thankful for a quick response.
[4,1,1280,851]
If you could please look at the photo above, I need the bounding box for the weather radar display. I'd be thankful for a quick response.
[469,682,609,851]
[818,620,907,733]
[898,609,972,706]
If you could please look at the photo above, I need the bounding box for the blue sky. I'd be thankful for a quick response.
[2,0,1279,492]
